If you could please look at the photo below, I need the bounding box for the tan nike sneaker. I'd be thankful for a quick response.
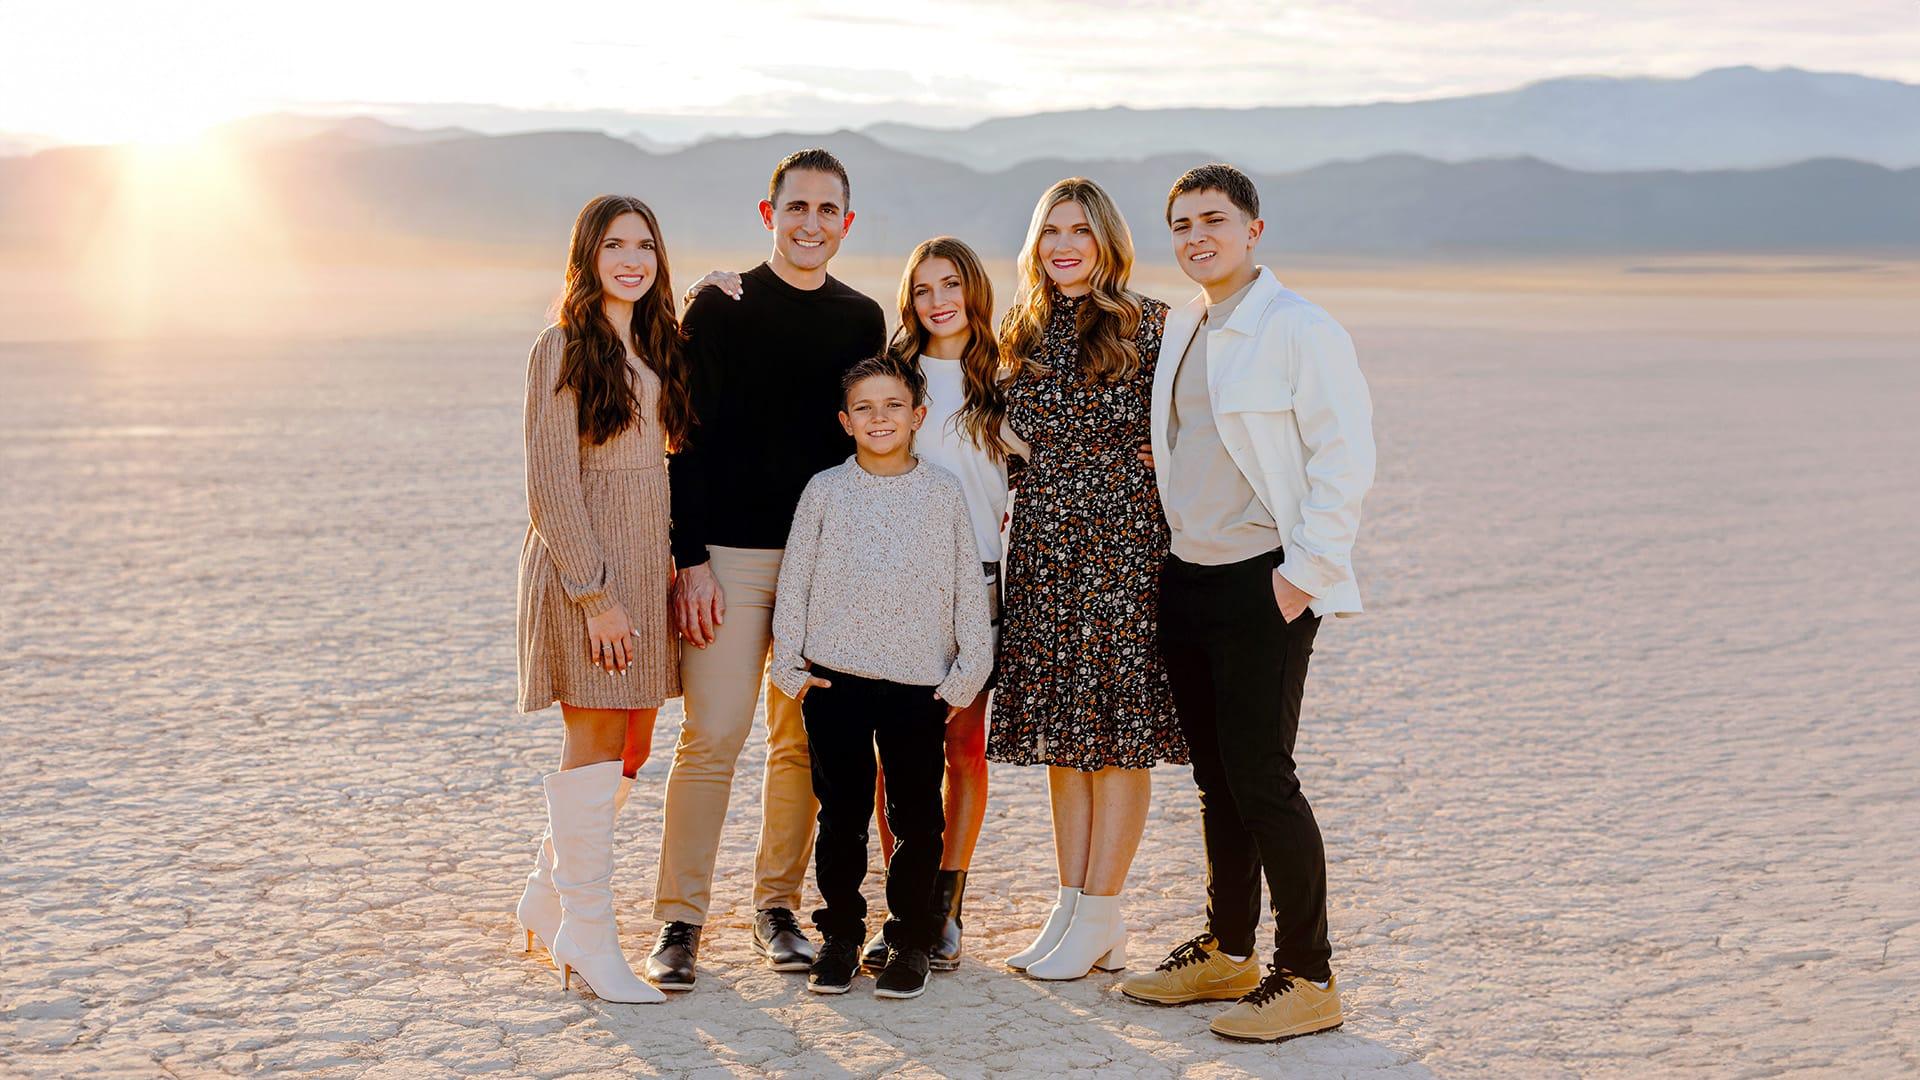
[1119,934,1261,1005]
[1209,968,1344,1043]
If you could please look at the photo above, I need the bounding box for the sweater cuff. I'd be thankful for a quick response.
[935,667,984,712]
[577,590,616,618]
[770,665,811,701]
[672,543,710,571]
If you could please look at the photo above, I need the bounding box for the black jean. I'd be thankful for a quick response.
[802,666,949,948]
[1160,550,1331,982]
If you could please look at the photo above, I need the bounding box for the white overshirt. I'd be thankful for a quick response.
[1149,266,1376,617]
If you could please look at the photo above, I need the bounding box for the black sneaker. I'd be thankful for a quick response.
[645,921,700,991]
[752,907,816,972]
[808,936,861,995]
[874,945,931,1000]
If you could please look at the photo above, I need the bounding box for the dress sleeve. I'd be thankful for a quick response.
[524,328,615,617]
[770,474,829,699]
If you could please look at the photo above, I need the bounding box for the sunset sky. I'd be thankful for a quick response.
[4,0,1918,145]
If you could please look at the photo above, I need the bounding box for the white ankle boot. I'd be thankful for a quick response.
[544,761,663,1004]
[1006,886,1081,971]
[1026,892,1128,980]
[518,774,633,953]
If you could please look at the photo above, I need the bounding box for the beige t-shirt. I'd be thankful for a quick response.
[1165,279,1280,565]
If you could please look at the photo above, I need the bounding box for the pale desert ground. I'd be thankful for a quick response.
[2,256,1917,1078]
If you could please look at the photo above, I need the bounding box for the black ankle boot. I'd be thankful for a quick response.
[929,869,967,971]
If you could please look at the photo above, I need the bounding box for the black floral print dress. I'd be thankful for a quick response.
[987,290,1187,771]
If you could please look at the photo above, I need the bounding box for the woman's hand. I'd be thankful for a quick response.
[586,603,636,674]
[684,269,744,305]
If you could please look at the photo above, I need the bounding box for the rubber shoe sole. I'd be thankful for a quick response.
[873,982,927,1000]
[1121,980,1258,1006]
[807,979,853,995]
[752,939,813,973]
[1212,1019,1343,1044]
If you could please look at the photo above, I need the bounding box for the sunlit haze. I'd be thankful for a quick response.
[3,0,1918,146]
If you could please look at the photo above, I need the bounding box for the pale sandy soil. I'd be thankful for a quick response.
[2,261,1917,1077]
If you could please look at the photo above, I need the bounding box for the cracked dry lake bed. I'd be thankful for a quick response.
[3,277,1917,1077]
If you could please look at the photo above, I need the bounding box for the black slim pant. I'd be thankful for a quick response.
[802,666,948,948]
[1160,550,1331,982]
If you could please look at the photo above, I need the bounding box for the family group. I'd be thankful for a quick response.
[510,147,1374,1044]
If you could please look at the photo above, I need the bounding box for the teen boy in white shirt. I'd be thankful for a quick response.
[1123,163,1375,1044]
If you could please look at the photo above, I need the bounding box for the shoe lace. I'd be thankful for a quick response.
[1156,933,1216,971]
[763,907,803,936]
[1242,965,1297,1008]
[658,921,698,949]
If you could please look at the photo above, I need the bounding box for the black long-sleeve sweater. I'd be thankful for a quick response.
[669,262,887,568]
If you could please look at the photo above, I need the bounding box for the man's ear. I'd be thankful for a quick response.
[759,200,776,231]
[842,209,856,236]
[1248,217,1265,246]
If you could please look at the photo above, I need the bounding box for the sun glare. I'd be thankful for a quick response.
[73,136,304,337]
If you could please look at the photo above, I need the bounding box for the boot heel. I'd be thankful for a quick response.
[1093,936,1128,972]
[525,927,537,953]
[559,963,572,991]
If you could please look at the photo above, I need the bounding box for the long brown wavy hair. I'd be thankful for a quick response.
[555,195,692,449]
[999,177,1145,386]
[887,237,1011,463]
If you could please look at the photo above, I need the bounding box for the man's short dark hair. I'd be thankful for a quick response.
[769,148,851,206]
[840,352,925,409]
[1166,162,1260,224]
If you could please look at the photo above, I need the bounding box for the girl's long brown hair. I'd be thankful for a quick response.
[555,195,692,449]
[999,177,1144,386]
[887,237,1011,463]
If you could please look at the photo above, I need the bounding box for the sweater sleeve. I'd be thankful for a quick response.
[935,482,993,707]
[524,328,615,617]
[668,294,727,569]
[1276,318,1376,598]
[770,473,829,699]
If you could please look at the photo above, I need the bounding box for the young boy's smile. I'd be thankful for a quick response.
[840,372,925,469]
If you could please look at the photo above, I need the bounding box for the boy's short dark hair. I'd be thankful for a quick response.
[1165,162,1260,224]
[840,353,925,409]
[769,147,851,205]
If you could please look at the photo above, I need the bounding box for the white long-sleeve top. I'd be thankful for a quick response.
[917,355,1010,562]
[771,456,994,707]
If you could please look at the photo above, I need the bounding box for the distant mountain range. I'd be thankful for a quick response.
[4,65,1917,175]
[865,67,1920,173]
[4,122,1914,258]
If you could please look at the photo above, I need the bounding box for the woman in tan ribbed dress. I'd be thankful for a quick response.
[512,195,691,1005]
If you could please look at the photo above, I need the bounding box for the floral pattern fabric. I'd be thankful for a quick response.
[987,291,1188,770]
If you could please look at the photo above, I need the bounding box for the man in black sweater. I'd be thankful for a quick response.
[647,148,887,991]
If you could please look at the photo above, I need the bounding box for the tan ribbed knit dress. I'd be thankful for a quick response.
[516,325,679,712]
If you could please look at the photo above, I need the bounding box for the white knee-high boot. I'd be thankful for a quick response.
[1006,886,1081,971]
[1025,892,1128,980]
[545,761,663,1003]
[519,774,633,953]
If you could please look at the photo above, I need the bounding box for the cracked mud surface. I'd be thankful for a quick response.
[3,303,1915,1077]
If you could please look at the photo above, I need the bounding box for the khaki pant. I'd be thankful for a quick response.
[653,546,817,925]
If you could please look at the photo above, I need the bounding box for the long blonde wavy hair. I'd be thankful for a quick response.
[998,177,1145,386]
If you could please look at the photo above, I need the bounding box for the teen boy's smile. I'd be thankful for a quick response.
[1168,189,1264,299]
[839,372,924,470]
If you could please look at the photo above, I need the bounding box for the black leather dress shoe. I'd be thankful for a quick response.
[752,907,816,972]
[645,921,700,990]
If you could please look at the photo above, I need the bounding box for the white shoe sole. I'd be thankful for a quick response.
[807,981,854,995]
[873,984,927,1000]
